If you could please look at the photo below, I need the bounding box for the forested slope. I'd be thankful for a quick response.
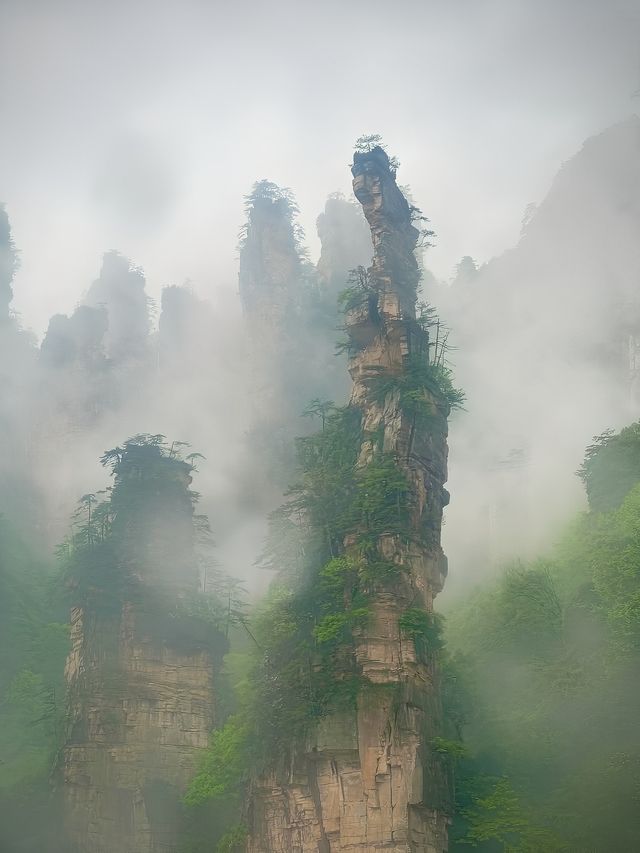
[0,521,69,852]
[446,422,640,851]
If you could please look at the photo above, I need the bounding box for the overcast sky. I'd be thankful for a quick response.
[1,0,639,336]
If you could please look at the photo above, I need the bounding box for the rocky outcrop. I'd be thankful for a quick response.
[247,147,451,852]
[84,251,150,364]
[63,605,215,853]
[238,181,352,496]
[61,442,221,853]
[433,116,640,586]
[316,192,372,306]
[239,181,309,425]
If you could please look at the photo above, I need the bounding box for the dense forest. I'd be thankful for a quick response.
[445,422,640,850]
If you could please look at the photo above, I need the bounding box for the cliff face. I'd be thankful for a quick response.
[432,116,640,585]
[63,605,215,853]
[61,443,220,853]
[316,193,372,307]
[239,181,308,427]
[239,182,353,499]
[40,250,151,419]
[247,148,451,853]
[84,251,150,364]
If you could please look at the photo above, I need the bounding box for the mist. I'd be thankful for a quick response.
[1,0,640,851]
[2,0,638,335]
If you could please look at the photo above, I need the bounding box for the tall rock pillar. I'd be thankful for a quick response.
[247,147,452,851]
[61,441,222,853]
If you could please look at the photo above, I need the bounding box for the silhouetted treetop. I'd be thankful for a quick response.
[353,133,400,174]
[0,205,18,315]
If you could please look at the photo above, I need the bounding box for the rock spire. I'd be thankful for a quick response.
[247,145,452,852]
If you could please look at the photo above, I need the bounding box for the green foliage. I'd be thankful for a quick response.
[313,607,370,643]
[353,133,400,173]
[577,421,640,511]
[355,451,411,536]
[287,404,362,552]
[338,266,377,313]
[427,362,466,411]
[409,205,436,249]
[357,558,401,586]
[432,737,468,761]
[1,670,61,788]
[302,397,336,430]
[494,562,564,659]
[238,179,306,256]
[458,777,566,852]
[215,824,248,853]
[354,133,384,152]
[60,435,239,651]
[184,715,250,805]
[226,403,432,778]
[370,352,464,420]
[188,260,455,838]
[586,483,640,651]
[0,518,70,850]
[400,608,444,660]
[445,452,640,851]
[336,274,464,417]
[243,179,299,217]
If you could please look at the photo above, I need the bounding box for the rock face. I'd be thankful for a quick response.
[239,181,309,430]
[63,606,215,853]
[316,193,372,307]
[61,443,220,853]
[238,181,354,497]
[84,251,150,364]
[433,116,640,587]
[247,147,451,852]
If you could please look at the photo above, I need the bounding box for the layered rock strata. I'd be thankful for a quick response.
[63,607,214,853]
[62,446,218,853]
[248,147,451,852]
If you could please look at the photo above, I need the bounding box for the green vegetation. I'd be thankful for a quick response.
[337,265,464,415]
[0,518,70,852]
[185,715,250,805]
[578,421,640,511]
[5,433,249,853]
[399,608,444,661]
[59,435,237,660]
[337,265,378,313]
[186,188,463,841]
[370,352,465,419]
[185,412,640,851]
[456,777,567,852]
[214,824,248,853]
[354,133,400,173]
[184,397,432,824]
[238,179,303,254]
[446,420,640,851]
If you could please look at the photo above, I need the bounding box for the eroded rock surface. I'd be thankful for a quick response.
[62,604,215,853]
[61,445,219,853]
[247,147,452,852]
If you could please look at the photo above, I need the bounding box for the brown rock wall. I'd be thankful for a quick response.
[247,146,452,851]
[62,602,215,853]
